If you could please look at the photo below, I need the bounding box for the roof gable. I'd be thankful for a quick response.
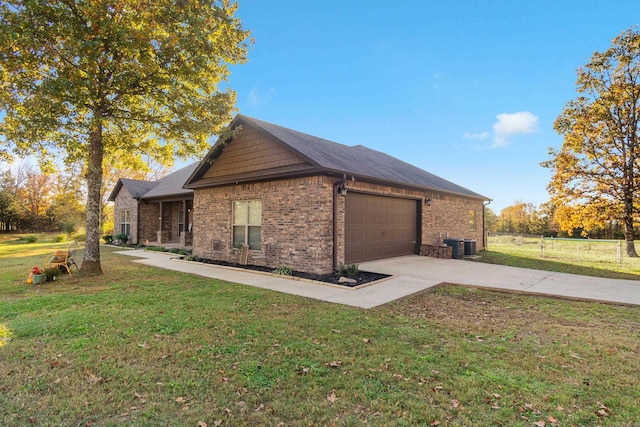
[108,162,198,202]
[108,178,157,201]
[199,122,311,183]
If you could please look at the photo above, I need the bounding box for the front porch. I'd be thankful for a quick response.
[139,198,193,249]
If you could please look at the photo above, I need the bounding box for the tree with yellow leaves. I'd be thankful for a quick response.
[0,1,250,273]
[544,27,640,256]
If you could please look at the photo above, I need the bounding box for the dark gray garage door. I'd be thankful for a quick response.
[345,193,418,263]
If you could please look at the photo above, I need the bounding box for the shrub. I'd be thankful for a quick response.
[20,235,38,243]
[167,249,192,256]
[338,263,359,279]
[102,235,113,244]
[272,265,293,276]
[114,233,128,245]
[44,267,61,281]
[53,234,67,243]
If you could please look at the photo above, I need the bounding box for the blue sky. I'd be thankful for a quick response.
[222,0,640,213]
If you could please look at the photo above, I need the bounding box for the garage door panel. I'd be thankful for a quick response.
[345,193,418,263]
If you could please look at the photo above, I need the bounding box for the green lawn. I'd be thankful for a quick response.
[482,235,640,280]
[1,234,639,426]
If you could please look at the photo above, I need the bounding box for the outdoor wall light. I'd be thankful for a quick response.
[425,197,432,206]
[337,182,348,196]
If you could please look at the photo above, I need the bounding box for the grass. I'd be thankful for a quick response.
[1,233,639,426]
[482,235,640,280]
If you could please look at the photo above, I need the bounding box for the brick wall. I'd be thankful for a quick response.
[425,194,485,246]
[193,176,335,274]
[113,187,139,244]
[139,202,160,244]
[193,175,485,274]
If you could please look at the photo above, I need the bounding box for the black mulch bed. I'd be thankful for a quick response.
[194,258,390,287]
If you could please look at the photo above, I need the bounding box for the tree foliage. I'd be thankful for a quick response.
[543,27,640,256]
[484,206,498,233]
[0,169,21,231]
[496,202,539,235]
[0,0,250,273]
[0,163,84,232]
[492,201,559,237]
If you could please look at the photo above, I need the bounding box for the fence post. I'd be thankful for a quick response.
[617,240,622,263]
[540,235,545,258]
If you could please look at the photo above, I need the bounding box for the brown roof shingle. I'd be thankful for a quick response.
[188,115,488,200]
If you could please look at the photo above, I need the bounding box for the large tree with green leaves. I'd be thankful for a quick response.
[544,27,640,256]
[0,0,249,273]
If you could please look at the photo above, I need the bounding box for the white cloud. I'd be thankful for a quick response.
[492,111,538,147]
[463,111,539,149]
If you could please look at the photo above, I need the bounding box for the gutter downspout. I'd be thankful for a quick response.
[483,200,491,250]
[332,174,347,271]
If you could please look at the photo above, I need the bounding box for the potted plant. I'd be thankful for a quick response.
[30,266,46,284]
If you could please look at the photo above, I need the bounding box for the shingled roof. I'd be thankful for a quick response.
[187,115,488,200]
[108,162,198,202]
[142,162,198,199]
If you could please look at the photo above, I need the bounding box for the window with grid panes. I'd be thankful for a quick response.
[232,200,262,250]
[120,210,130,236]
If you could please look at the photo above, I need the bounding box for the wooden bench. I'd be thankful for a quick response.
[44,241,79,276]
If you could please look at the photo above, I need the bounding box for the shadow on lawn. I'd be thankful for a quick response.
[477,250,640,280]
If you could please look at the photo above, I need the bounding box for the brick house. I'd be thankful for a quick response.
[108,163,198,247]
[183,115,490,274]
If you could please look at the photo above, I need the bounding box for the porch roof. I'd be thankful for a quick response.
[108,163,198,202]
[142,162,198,200]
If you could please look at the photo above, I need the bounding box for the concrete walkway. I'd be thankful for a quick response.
[115,249,640,309]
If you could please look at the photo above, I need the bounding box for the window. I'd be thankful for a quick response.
[178,210,184,234]
[469,209,476,231]
[233,200,262,250]
[120,210,131,236]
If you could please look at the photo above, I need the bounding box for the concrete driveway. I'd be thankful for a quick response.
[359,256,640,307]
[116,250,640,308]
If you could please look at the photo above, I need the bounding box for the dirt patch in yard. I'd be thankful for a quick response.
[382,284,637,337]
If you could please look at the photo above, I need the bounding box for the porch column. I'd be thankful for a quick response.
[157,201,163,244]
[180,199,187,246]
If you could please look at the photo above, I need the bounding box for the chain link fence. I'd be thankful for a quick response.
[487,233,624,263]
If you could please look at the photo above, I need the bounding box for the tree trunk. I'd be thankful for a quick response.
[624,216,638,257]
[80,119,104,275]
